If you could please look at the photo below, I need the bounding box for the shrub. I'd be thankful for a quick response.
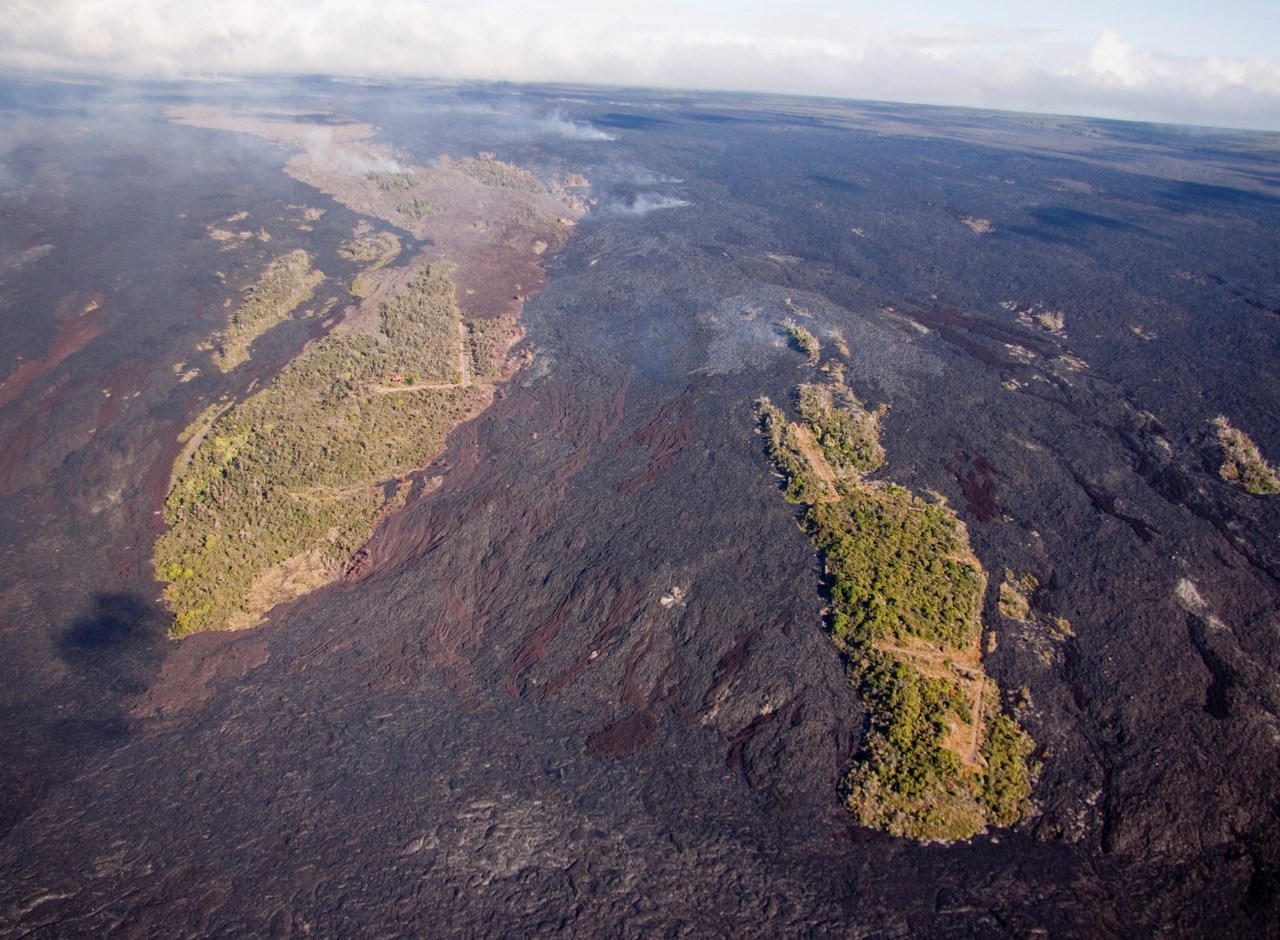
[781,317,820,363]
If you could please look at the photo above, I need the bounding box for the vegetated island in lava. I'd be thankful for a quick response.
[156,106,587,636]
[1212,414,1280,496]
[756,346,1035,841]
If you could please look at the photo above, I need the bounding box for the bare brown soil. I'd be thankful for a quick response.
[127,630,270,721]
[617,392,694,495]
[167,105,375,146]
[789,423,842,502]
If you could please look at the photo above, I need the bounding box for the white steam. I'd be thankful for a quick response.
[535,112,615,141]
[609,194,691,216]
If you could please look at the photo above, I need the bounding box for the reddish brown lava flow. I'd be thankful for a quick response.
[584,628,663,758]
[0,301,106,412]
[621,628,659,711]
[945,447,1003,523]
[617,389,694,495]
[726,708,782,771]
[699,629,756,712]
[422,579,480,673]
[439,240,556,324]
[0,421,33,497]
[348,366,628,590]
[93,361,151,441]
[0,374,91,497]
[505,589,593,698]
[128,630,269,722]
[584,709,657,757]
[189,285,219,320]
[542,582,641,700]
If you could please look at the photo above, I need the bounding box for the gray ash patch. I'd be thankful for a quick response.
[698,284,941,392]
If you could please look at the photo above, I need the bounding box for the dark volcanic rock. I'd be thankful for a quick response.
[2,80,1280,937]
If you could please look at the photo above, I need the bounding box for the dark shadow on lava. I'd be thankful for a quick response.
[808,173,863,193]
[60,593,164,680]
[1163,180,1280,213]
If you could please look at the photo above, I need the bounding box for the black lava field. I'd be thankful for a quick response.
[1,78,1279,936]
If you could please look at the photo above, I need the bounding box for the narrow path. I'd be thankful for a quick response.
[790,424,841,502]
[167,401,235,493]
[968,675,986,764]
[457,320,470,388]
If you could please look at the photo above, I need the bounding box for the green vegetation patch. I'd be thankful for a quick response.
[756,375,1034,841]
[157,263,473,636]
[997,571,1035,621]
[781,317,821,363]
[378,267,463,383]
[979,712,1036,826]
[397,196,435,226]
[453,152,549,193]
[467,318,511,383]
[212,249,323,372]
[366,170,419,193]
[339,231,401,266]
[998,570,1072,639]
[797,370,885,475]
[842,651,983,840]
[809,492,983,650]
[757,398,827,504]
[1213,415,1280,495]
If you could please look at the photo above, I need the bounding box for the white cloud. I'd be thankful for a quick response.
[1,1,1278,131]
[1085,27,1280,98]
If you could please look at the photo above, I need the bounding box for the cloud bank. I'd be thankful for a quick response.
[2,1,1279,131]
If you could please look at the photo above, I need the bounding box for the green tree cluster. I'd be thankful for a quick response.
[397,196,435,225]
[212,250,322,372]
[781,318,820,363]
[366,170,419,193]
[451,154,549,193]
[339,231,401,265]
[797,376,885,476]
[156,264,474,636]
[378,266,464,382]
[756,398,825,503]
[809,493,981,649]
[843,649,985,840]
[756,375,1035,840]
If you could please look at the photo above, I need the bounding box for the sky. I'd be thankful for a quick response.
[1,1,1278,131]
